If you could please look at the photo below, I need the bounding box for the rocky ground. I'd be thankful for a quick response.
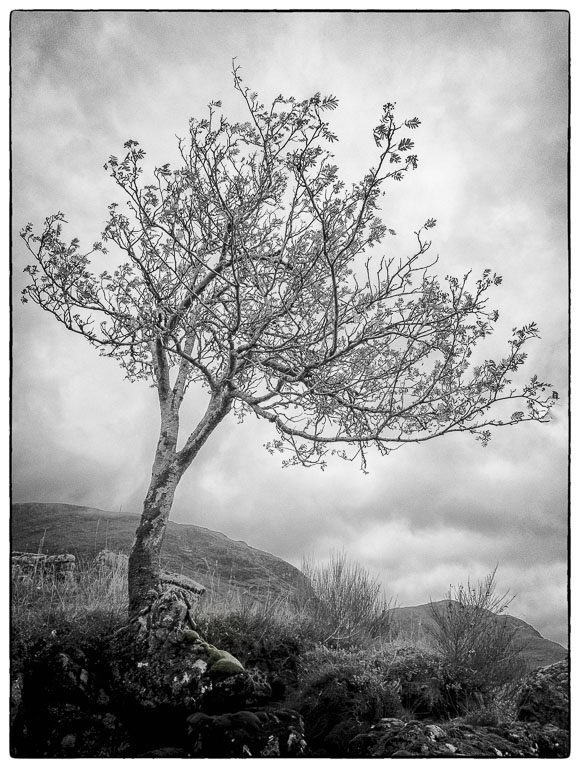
[10,589,569,758]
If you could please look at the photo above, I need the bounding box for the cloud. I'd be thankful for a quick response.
[11,11,569,646]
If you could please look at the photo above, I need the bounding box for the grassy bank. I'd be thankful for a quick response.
[11,551,532,757]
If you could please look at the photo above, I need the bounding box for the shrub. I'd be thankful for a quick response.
[294,551,394,646]
[292,645,402,756]
[384,645,464,719]
[426,568,529,712]
[195,607,310,701]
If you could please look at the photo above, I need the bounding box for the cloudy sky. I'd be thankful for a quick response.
[11,10,569,645]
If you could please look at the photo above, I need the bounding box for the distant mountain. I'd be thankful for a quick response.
[391,601,568,670]
[12,502,567,670]
[11,502,306,600]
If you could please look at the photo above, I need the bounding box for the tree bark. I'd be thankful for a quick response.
[128,388,232,616]
[128,463,181,615]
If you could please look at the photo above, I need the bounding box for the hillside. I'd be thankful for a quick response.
[12,502,567,670]
[11,502,306,600]
[391,601,568,669]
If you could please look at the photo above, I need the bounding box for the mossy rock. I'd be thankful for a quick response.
[199,643,244,675]
[211,657,245,677]
[209,649,245,677]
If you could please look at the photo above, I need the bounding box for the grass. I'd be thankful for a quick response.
[11,554,128,677]
[12,554,128,620]
[11,550,531,750]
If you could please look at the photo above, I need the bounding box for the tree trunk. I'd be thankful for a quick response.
[128,389,232,616]
[128,461,181,615]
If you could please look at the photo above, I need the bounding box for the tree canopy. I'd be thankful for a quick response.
[21,67,555,475]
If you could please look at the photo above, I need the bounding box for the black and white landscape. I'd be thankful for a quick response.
[11,10,569,758]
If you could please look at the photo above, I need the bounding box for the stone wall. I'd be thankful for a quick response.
[12,552,76,582]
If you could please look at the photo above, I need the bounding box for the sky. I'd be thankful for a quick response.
[10,9,569,646]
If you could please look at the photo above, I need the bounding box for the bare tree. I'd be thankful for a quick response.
[21,67,554,616]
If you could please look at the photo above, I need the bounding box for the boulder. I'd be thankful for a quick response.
[204,626,305,702]
[11,646,127,758]
[107,590,253,718]
[186,708,307,757]
[517,658,569,729]
[13,593,267,757]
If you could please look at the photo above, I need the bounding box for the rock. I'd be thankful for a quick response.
[12,646,127,758]
[108,591,250,716]
[160,570,205,598]
[425,723,446,740]
[60,733,76,750]
[186,708,306,758]
[198,667,258,715]
[294,664,402,756]
[12,551,76,582]
[136,746,187,757]
[95,550,129,571]
[12,589,286,757]
[349,718,569,758]
[531,723,571,757]
[517,658,569,729]
[10,674,23,728]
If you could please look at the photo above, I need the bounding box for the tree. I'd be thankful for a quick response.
[21,67,554,616]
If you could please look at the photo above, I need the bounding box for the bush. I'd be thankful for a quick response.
[196,607,311,701]
[426,568,529,712]
[293,551,394,646]
[385,645,466,719]
[291,645,402,756]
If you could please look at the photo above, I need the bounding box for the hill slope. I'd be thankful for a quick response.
[11,502,305,599]
[391,601,568,669]
[12,502,567,669]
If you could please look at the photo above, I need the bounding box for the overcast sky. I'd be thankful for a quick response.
[11,10,569,645]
